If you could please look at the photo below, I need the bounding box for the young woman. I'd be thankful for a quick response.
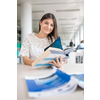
[19,13,66,68]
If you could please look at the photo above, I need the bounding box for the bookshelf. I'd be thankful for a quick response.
[17,26,21,63]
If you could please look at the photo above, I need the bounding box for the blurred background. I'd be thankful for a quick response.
[17,0,84,64]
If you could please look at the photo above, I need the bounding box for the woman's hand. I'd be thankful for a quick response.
[48,56,66,68]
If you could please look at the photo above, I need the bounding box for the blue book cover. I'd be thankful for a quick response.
[44,37,63,51]
[25,67,78,98]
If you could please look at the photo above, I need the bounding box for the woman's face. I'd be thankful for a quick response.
[40,18,54,35]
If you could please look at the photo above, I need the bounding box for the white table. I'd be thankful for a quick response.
[17,63,84,100]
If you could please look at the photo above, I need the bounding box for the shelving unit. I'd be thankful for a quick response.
[17,26,21,63]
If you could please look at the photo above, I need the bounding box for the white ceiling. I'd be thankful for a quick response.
[17,0,84,40]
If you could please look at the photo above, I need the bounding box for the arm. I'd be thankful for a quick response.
[23,56,35,66]
[19,35,34,66]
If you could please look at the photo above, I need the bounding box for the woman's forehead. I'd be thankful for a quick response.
[43,18,54,24]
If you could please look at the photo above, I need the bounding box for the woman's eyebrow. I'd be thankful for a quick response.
[45,21,54,24]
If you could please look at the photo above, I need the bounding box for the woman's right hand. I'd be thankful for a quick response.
[48,56,66,68]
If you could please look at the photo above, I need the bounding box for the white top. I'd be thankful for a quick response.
[19,33,55,60]
[76,43,84,50]
[79,43,84,48]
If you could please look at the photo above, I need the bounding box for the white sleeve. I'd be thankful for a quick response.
[19,35,30,58]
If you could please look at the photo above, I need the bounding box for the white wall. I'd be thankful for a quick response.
[62,40,69,45]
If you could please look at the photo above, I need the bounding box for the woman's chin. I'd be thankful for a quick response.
[44,31,51,34]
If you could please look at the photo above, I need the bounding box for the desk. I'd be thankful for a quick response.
[17,63,84,100]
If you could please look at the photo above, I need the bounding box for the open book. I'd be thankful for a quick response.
[25,66,84,98]
[31,37,74,68]
[31,47,74,68]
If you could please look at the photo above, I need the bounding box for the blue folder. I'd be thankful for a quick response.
[25,69,71,92]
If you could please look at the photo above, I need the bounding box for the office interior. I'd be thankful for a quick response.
[17,0,84,64]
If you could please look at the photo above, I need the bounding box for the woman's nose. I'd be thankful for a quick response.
[47,24,51,29]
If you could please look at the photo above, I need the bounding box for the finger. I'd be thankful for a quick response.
[56,57,60,64]
[62,60,66,65]
[49,60,57,66]
[52,59,57,65]
[59,56,62,64]
[48,62,56,66]
[63,60,66,63]
[48,62,53,64]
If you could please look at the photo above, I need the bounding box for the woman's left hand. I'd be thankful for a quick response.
[48,56,66,68]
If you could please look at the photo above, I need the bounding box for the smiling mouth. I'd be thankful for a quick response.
[45,29,50,31]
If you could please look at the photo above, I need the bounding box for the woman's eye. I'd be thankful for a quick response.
[51,24,54,27]
[45,22,48,24]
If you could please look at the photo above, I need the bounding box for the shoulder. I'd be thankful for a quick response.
[80,43,84,45]
[24,33,36,39]
[22,33,36,44]
[26,33,35,37]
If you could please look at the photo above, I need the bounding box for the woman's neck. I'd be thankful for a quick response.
[36,31,48,38]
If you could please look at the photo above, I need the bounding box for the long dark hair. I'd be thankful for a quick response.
[39,13,59,43]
